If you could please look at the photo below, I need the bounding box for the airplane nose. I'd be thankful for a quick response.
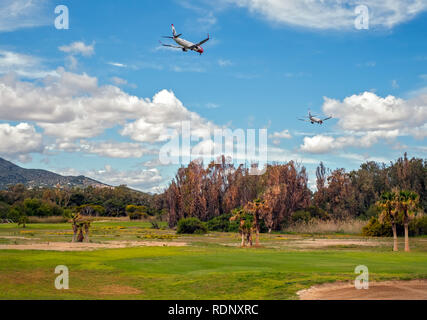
[199,47,204,53]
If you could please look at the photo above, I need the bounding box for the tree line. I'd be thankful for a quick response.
[0,184,166,222]
[166,153,426,230]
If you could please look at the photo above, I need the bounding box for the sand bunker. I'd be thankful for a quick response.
[298,280,427,300]
[0,240,187,251]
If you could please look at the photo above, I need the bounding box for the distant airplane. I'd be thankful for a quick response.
[160,24,210,55]
[298,111,333,125]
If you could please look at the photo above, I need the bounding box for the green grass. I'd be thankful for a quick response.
[0,221,426,300]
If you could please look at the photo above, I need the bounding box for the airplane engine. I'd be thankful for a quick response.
[182,48,188,52]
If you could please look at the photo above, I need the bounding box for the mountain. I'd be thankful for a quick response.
[0,157,110,190]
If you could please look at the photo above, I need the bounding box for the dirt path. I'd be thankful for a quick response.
[0,240,187,251]
[298,280,427,300]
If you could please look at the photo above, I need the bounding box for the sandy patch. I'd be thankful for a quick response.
[0,236,40,240]
[0,240,187,251]
[298,279,427,300]
[292,239,385,248]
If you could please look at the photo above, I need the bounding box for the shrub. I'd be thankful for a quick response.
[306,206,329,220]
[292,210,311,223]
[177,217,208,234]
[207,214,232,232]
[362,214,427,237]
[409,215,427,236]
[362,217,392,237]
[128,211,148,220]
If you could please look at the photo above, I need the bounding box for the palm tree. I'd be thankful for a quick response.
[396,191,419,252]
[244,199,269,247]
[377,191,398,251]
[230,208,252,247]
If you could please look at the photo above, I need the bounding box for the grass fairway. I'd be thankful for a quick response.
[0,222,426,300]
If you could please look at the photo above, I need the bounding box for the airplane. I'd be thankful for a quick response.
[298,111,333,125]
[160,24,210,55]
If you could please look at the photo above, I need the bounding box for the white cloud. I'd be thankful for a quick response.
[322,91,426,132]
[0,69,217,157]
[227,0,427,30]
[0,123,43,161]
[108,62,127,68]
[79,141,156,159]
[300,90,427,153]
[59,42,95,57]
[269,129,292,146]
[57,165,164,191]
[110,76,127,86]
[89,165,163,190]
[0,0,49,32]
[218,59,233,67]
[0,50,57,78]
[269,129,292,139]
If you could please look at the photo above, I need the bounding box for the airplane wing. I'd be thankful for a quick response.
[298,118,310,122]
[159,41,183,49]
[190,34,210,48]
[322,116,333,121]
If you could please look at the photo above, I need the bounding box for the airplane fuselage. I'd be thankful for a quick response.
[174,37,203,54]
[309,115,323,124]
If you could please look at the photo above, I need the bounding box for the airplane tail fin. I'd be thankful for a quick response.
[172,24,177,37]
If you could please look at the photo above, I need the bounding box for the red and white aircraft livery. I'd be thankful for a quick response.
[160,24,210,55]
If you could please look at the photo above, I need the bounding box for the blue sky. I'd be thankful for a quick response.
[0,0,426,192]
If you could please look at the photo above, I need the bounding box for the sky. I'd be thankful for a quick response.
[0,0,426,192]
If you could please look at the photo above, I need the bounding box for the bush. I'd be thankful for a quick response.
[177,217,208,234]
[128,211,148,220]
[362,215,427,237]
[360,204,381,220]
[409,215,427,236]
[292,210,311,223]
[362,217,392,237]
[207,214,232,232]
[306,206,329,220]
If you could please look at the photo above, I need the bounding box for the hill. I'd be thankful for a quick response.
[0,157,109,190]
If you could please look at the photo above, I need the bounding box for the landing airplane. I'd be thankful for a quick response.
[160,24,210,55]
[298,111,333,125]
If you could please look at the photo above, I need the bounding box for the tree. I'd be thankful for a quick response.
[17,214,29,228]
[377,191,398,251]
[71,213,92,243]
[230,208,253,247]
[396,190,419,252]
[244,199,269,246]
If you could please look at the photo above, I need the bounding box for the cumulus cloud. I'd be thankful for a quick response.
[0,69,217,158]
[0,123,43,161]
[269,129,292,146]
[59,42,95,57]
[79,141,156,159]
[88,165,163,190]
[300,91,427,153]
[0,0,49,32]
[323,91,426,132]
[0,51,57,78]
[227,0,427,30]
[57,165,164,191]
